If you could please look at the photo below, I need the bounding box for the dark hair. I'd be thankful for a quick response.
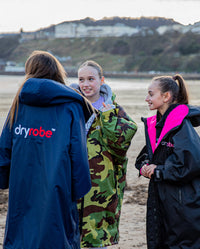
[8,50,67,128]
[153,74,189,104]
[78,60,103,78]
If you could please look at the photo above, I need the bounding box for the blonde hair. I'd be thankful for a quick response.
[78,60,103,78]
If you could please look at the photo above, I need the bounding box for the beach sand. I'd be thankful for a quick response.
[0,83,200,249]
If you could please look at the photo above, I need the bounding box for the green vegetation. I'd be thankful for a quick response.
[0,35,20,58]
[1,31,200,73]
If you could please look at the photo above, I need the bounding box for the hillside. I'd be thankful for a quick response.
[58,16,180,29]
[38,16,180,33]
[0,17,200,74]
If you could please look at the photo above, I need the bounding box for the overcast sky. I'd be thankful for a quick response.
[0,0,199,33]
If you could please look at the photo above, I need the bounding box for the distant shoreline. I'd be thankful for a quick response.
[1,71,200,80]
[104,72,200,80]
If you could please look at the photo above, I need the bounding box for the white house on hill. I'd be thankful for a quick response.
[55,22,140,38]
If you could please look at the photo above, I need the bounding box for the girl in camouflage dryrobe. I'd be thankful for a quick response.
[70,60,137,248]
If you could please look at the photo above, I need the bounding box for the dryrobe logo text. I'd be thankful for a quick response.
[15,124,56,138]
[161,141,174,148]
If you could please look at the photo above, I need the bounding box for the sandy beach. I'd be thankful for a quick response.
[0,77,200,249]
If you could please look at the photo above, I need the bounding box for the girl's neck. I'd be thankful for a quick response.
[92,95,104,110]
[158,104,170,116]
[87,93,101,103]
[157,103,178,121]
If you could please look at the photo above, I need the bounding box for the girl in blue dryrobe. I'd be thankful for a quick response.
[135,74,200,249]
[0,51,92,249]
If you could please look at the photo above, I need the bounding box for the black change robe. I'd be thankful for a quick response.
[136,104,200,249]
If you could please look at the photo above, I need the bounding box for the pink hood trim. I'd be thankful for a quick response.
[147,105,189,153]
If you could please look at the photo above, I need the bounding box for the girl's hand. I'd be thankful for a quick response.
[101,102,112,112]
[140,164,148,178]
[141,164,157,179]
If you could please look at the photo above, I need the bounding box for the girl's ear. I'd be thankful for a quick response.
[163,91,171,103]
[101,76,105,85]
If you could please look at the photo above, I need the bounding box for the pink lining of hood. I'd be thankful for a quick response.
[147,105,189,153]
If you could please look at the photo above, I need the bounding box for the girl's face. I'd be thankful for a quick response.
[78,66,103,103]
[145,80,170,115]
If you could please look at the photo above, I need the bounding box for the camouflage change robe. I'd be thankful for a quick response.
[71,83,137,248]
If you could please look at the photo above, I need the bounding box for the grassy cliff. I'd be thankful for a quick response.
[1,31,200,73]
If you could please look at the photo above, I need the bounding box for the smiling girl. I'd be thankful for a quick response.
[70,60,137,249]
[136,74,200,248]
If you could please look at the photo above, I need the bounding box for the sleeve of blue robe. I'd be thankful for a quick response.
[0,119,12,189]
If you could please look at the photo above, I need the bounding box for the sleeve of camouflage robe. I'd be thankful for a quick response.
[99,103,137,164]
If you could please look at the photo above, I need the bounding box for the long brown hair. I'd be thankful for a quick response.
[153,74,189,105]
[8,50,67,128]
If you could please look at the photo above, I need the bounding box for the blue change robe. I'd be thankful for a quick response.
[0,78,91,249]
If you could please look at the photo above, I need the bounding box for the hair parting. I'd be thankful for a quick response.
[78,60,103,78]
